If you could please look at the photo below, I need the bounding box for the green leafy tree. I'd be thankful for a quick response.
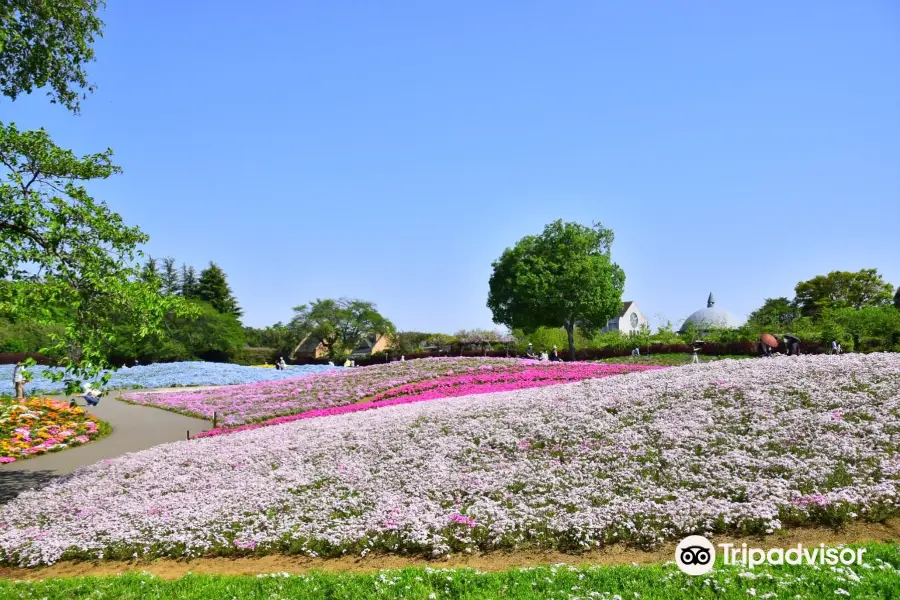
[795,269,894,318]
[289,298,395,361]
[195,262,242,318]
[0,122,188,391]
[487,220,625,360]
[829,306,900,353]
[160,257,179,295]
[895,287,900,310]
[118,300,245,363]
[746,297,800,330]
[180,263,198,298]
[387,331,436,355]
[0,0,106,114]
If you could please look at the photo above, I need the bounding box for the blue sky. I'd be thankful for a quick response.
[7,1,899,331]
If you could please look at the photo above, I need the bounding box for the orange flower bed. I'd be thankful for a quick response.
[0,397,107,463]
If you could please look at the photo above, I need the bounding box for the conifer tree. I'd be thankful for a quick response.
[196,262,243,318]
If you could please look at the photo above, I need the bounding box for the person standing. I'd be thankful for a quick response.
[831,340,839,355]
[13,361,26,400]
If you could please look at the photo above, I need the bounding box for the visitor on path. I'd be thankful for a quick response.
[692,348,700,363]
[13,361,26,400]
[83,387,102,407]
[832,340,839,355]
[525,343,537,359]
[71,385,102,408]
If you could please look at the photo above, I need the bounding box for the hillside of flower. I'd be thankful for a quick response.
[122,358,658,427]
[0,362,340,396]
[192,361,659,438]
[0,398,109,462]
[1,354,897,567]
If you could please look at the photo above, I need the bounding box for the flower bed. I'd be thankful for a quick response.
[0,398,108,462]
[120,358,529,425]
[1,354,898,567]
[122,358,653,427]
[0,362,340,396]
[193,362,661,439]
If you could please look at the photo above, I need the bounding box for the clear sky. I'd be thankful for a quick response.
[6,1,899,331]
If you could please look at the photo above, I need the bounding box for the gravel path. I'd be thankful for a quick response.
[0,391,213,503]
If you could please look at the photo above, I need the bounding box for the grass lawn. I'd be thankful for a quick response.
[1,542,897,599]
[596,352,751,367]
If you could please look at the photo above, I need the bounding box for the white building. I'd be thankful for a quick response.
[600,301,649,335]
[678,293,742,333]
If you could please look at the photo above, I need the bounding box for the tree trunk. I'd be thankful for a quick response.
[565,322,576,361]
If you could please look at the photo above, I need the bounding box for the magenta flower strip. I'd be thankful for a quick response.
[121,358,654,428]
[193,362,660,439]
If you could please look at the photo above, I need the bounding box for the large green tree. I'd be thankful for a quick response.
[243,322,297,359]
[0,123,188,390]
[180,263,198,297]
[160,257,179,295]
[746,297,800,330]
[113,299,245,364]
[0,0,106,113]
[195,262,242,318]
[289,298,395,361]
[894,287,900,310]
[829,306,900,352]
[487,220,625,360]
[795,269,894,318]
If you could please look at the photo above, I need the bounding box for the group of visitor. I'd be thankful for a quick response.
[756,336,803,358]
[273,357,288,370]
[524,343,563,362]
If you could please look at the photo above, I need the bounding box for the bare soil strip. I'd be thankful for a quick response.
[2,520,898,581]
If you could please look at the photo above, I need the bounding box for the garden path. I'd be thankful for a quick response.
[0,392,212,503]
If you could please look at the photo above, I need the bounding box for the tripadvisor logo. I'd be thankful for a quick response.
[675,535,868,576]
[676,535,716,576]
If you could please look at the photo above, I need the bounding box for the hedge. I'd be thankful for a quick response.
[289,341,828,367]
[0,352,54,365]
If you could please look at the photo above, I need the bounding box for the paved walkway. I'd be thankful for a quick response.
[0,391,212,503]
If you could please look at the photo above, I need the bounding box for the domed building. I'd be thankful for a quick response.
[678,293,742,334]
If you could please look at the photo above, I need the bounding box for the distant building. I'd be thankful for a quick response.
[678,293,742,334]
[292,333,389,359]
[600,301,649,335]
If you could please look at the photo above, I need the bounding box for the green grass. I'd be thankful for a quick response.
[596,353,751,367]
[2,543,898,599]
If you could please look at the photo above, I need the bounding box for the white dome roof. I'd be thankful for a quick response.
[678,293,742,333]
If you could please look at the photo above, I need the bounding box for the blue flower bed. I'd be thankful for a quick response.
[0,362,341,396]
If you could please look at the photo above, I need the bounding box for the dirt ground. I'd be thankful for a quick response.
[1,519,898,581]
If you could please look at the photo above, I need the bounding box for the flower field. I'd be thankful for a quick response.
[0,398,108,462]
[0,362,340,396]
[192,361,661,439]
[1,354,898,567]
[122,358,658,427]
